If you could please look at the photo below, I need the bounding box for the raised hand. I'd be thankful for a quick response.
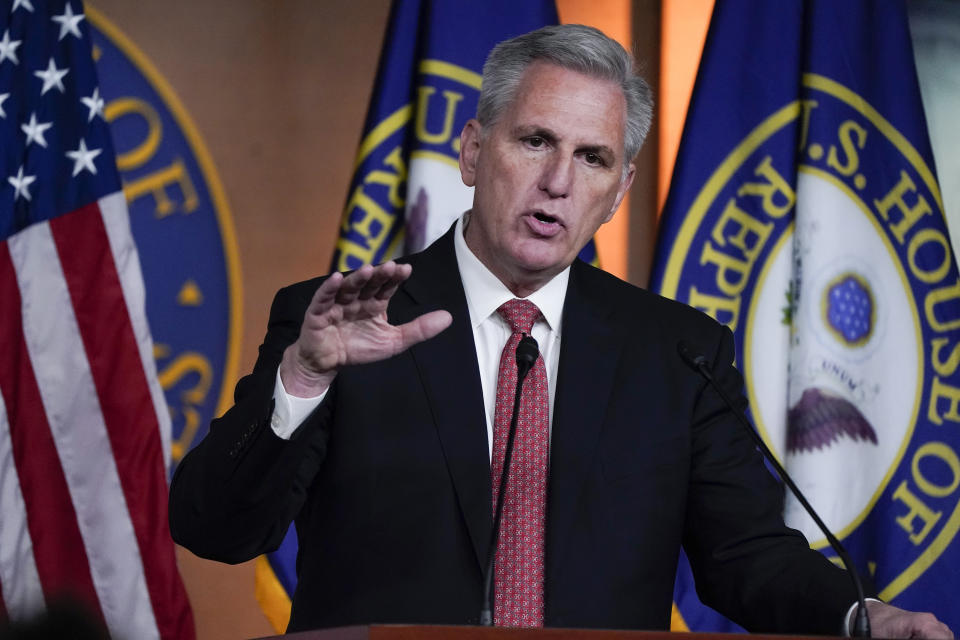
[279,261,452,397]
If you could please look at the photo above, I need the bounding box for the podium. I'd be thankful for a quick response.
[257,626,834,640]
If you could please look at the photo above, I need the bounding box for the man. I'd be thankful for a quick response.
[169,25,951,637]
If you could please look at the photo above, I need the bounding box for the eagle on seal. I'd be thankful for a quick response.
[786,387,878,453]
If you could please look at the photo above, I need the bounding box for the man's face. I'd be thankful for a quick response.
[459,61,635,296]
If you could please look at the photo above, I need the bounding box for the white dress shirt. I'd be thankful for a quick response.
[453,213,568,459]
[270,213,570,459]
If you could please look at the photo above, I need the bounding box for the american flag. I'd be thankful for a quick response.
[0,1,193,637]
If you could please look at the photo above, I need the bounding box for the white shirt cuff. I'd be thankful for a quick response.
[271,369,327,440]
[844,598,882,636]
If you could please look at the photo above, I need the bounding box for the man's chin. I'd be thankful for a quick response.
[511,252,574,282]
[512,238,569,264]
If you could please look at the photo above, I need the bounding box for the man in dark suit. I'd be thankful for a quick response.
[169,24,951,638]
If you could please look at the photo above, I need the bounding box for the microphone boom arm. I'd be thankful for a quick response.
[677,341,872,637]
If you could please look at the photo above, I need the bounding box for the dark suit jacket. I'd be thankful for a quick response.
[169,226,858,634]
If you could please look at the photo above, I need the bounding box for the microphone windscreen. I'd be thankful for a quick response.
[677,341,708,370]
[516,334,539,369]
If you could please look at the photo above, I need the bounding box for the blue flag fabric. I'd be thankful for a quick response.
[654,0,959,632]
[257,1,573,631]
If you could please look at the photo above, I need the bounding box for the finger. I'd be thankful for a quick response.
[911,622,952,640]
[910,612,948,639]
[306,271,344,316]
[336,264,375,306]
[880,610,953,640]
[915,617,953,640]
[357,261,397,300]
[375,262,414,301]
[396,309,453,352]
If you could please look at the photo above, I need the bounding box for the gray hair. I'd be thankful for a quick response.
[477,24,653,164]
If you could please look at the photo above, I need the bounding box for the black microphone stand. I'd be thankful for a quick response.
[677,341,871,637]
[480,334,539,626]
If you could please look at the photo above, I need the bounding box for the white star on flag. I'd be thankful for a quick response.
[66,138,101,176]
[81,87,104,122]
[51,3,85,41]
[8,165,37,201]
[0,93,8,119]
[21,112,53,148]
[34,57,69,95]
[0,30,22,65]
[11,0,34,13]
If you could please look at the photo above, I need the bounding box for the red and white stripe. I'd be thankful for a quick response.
[0,391,45,620]
[0,194,192,639]
[98,192,173,470]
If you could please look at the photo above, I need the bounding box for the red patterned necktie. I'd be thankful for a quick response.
[491,299,549,627]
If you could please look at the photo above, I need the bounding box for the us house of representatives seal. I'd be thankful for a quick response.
[659,73,960,603]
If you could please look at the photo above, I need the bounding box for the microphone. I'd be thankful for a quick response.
[677,341,872,637]
[516,334,539,378]
[480,334,540,626]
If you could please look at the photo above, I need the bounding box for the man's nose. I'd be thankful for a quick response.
[538,153,572,198]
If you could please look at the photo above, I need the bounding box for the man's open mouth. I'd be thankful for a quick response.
[533,212,558,224]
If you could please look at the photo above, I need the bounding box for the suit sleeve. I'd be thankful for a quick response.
[169,280,332,563]
[682,323,864,634]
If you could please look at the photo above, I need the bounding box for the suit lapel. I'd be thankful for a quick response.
[546,261,625,583]
[392,227,492,573]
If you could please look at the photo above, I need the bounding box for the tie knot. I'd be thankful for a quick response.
[497,299,541,335]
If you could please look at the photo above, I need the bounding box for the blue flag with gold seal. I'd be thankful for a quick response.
[256,1,597,632]
[653,0,959,632]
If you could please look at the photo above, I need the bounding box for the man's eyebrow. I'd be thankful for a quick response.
[511,125,558,142]
[577,143,616,159]
[511,125,618,162]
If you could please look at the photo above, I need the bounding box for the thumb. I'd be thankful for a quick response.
[397,310,453,352]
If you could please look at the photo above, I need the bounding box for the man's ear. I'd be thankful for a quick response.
[459,119,482,187]
[604,162,636,223]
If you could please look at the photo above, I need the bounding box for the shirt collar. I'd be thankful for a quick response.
[453,213,569,333]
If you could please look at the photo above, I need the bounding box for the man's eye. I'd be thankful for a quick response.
[583,152,604,166]
[525,136,545,148]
